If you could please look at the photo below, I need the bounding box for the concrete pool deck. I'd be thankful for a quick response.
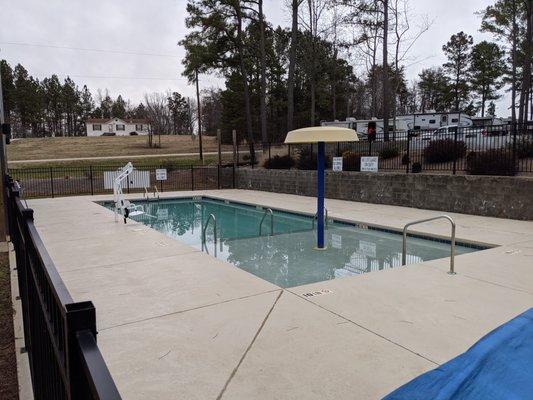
[23,190,533,399]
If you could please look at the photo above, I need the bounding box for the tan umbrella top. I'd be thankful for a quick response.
[284,126,359,144]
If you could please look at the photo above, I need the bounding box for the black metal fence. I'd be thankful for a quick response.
[10,164,236,199]
[6,180,122,399]
[263,123,533,175]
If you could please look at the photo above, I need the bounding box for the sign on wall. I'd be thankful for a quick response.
[332,157,343,172]
[360,156,379,172]
[155,168,168,181]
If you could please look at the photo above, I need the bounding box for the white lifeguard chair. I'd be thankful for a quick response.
[114,162,144,223]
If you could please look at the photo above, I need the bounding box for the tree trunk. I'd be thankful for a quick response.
[332,47,337,120]
[518,0,532,127]
[511,0,518,126]
[259,0,268,146]
[308,0,316,126]
[195,69,203,161]
[287,0,299,133]
[235,6,256,163]
[382,0,390,141]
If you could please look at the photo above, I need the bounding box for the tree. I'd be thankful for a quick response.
[180,0,257,162]
[111,95,127,119]
[287,0,302,132]
[470,41,505,116]
[144,92,171,147]
[480,0,526,123]
[382,0,390,140]
[167,91,192,134]
[417,67,453,112]
[487,101,496,117]
[442,31,473,111]
[0,60,15,123]
[62,77,81,136]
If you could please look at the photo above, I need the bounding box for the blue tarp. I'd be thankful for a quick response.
[384,308,533,400]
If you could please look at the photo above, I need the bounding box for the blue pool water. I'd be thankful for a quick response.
[101,198,480,288]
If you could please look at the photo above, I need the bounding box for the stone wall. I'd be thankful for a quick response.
[235,169,533,220]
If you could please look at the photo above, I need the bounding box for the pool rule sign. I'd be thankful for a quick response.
[155,168,167,181]
[361,156,378,172]
[332,157,343,172]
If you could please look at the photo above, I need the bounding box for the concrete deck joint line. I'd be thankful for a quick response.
[99,289,283,332]
[286,289,440,366]
[216,290,284,400]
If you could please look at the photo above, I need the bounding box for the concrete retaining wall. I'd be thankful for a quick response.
[236,169,533,220]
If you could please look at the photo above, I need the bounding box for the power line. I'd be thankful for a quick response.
[57,74,189,81]
[0,41,180,58]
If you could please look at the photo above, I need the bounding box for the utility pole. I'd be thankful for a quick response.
[195,68,203,162]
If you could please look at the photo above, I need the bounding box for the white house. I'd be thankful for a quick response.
[85,118,151,137]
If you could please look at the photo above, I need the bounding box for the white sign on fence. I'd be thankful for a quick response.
[155,168,167,181]
[103,169,150,189]
[360,156,379,172]
[332,157,343,172]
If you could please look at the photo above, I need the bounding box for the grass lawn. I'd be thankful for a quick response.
[0,251,18,400]
[7,135,233,161]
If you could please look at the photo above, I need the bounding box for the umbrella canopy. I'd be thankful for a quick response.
[284,126,359,144]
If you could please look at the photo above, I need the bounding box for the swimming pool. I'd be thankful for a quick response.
[101,197,482,287]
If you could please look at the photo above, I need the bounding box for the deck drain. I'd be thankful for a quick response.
[302,289,333,298]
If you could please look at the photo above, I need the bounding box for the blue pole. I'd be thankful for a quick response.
[317,141,325,249]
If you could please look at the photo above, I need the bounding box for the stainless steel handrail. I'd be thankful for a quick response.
[143,187,149,200]
[153,185,160,200]
[202,214,217,245]
[402,215,456,275]
[312,208,329,229]
[259,208,274,236]
[202,214,217,255]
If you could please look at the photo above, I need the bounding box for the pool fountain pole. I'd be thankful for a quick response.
[316,141,325,249]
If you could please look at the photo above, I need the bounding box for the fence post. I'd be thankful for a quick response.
[512,121,517,170]
[232,129,237,169]
[452,128,458,175]
[160,165,164,192]
[337,142,340,157]
[217,128,222,166]
[65,301,97,399]
[89,166,94,195]
[191,165,194,191]
[49,167,55,198]
[406,133,410,174]
[217,164,221,189]
[368,140,372,156]
[232,164,236,188]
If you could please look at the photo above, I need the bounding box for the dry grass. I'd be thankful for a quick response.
[8,135,232,161]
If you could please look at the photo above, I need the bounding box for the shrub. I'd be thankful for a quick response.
[379,147,399,160]
[423,139,467,163]
[263,154,295,169]
[411,162,422,173]
[508,137,533,159]
[296,147,331,170]
[401,153,410,165]
[342,151,361,171]
[466,150,517,176]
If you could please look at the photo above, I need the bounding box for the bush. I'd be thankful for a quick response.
[466,150,517,176]
[423,139,467,163]
[379,147,399,160]
[401,153,410,165]
[296,147,331,170]
[342,151,361,171]
[263,154,295,169]
[508,138,533,159]
[411,162,422,173]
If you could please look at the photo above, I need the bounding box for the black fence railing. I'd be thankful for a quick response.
[9,164,236,199]
[262,123,533,175]
[6,180,122,399]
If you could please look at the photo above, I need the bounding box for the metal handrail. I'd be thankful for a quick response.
[143,186,149,200]
[202,214,217,254]
[312,207,329,229]
[402,215,456,274]
[259,208,274,236]
[153,185,160,200]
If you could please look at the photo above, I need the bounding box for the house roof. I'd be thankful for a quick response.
[86,118,150,124]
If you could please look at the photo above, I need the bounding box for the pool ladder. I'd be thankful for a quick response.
[202,213,217,256]
[143,186,160,201]
[259,208,274,236]
[402,215,456,275]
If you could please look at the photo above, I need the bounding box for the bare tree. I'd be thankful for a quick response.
[144,92,171,148]
[287,0,303,132]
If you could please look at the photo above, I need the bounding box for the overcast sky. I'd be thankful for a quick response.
[0,0,509,116]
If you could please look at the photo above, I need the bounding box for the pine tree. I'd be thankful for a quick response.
[442,31,473,111]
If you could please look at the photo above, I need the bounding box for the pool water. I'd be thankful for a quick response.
[101,198,480,288]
